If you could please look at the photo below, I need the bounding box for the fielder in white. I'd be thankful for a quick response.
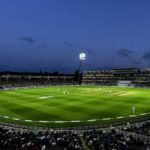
[132,106,135,113]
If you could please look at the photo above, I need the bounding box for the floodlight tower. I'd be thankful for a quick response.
[78,52,86,84]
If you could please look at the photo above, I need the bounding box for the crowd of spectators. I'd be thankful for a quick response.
[0,126,150,150]
[83,129,148,150]
[0,79,50,88]
[0,78,74,88]
[123,121,150,137]
[0,127,83,150]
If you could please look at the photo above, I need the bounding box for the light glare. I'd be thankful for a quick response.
[79,53,86,60]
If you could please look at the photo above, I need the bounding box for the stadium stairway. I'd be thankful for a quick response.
[81,138,90,150]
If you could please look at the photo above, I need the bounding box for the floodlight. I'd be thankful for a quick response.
[79,53,86,61]
[77,52,86,84]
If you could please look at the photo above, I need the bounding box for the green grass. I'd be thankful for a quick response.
[0,85,150,127]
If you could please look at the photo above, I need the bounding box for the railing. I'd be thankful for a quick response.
[0,115,150,132]
[116,129,150,142]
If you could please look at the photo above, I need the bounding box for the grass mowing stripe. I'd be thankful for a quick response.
[0,86,150,126]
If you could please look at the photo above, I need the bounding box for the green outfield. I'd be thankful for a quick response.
[0,86,150,126]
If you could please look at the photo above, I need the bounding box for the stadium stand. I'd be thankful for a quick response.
[122,121,150,137]
[82,71,114,85]
[82,68,150,86]
[83,129,147,150]
[0,126,150,150]
[0,127,83,150]
[2,68,150,87]
[0,72,75,88]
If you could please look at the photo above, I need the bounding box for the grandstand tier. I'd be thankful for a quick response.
[0,73,75,87]
[82,68,150,86]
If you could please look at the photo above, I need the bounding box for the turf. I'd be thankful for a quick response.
[0,86,150,124]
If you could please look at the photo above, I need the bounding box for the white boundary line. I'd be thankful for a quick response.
[1,86,150,123]
[0,112,150,123]
[116,116,124,119]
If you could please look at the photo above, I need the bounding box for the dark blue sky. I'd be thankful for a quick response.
[0,0,150,73]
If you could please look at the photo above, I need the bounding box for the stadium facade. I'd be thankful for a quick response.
[1,68,150,87]
[0,72,74,87]
[82,68,150,86]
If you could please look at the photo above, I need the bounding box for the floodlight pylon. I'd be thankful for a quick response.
[78,53,86,84]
